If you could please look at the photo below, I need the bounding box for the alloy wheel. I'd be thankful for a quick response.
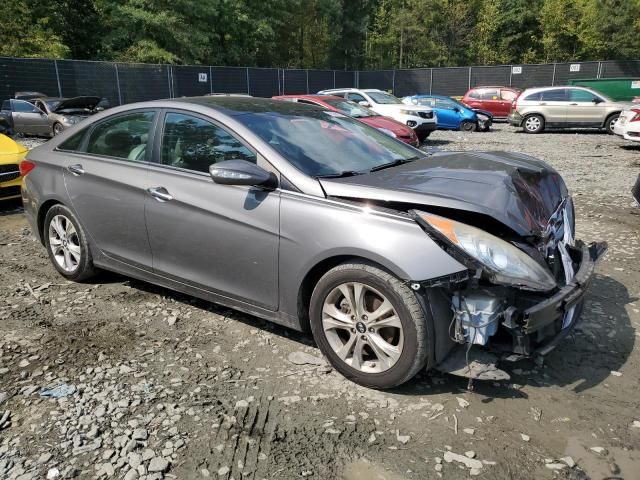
[48,214,81,272]
[525,116,541,132]
[53,123,64,135]
[321,282,404,373]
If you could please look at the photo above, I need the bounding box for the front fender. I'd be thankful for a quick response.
[278,191,467,321]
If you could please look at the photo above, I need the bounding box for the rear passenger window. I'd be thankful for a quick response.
[569,89,599,102]
[160,112,255,173]
[58,128,88,152]
[86,112,155,161]
[541,89,568,101]
[480,89,499,100]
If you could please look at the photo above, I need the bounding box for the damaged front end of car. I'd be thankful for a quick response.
[410,198,607,382]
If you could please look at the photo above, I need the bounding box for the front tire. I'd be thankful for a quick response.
[523,114,544,134]
[604,113,619,135]
[460,120,475,132]
[309,262,431,389]
[44,204,96,281]
[52,122,64,136]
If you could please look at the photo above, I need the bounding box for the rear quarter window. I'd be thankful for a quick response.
[524,92,542,101]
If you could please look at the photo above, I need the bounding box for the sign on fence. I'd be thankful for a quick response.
[198,73,208,83]
[570,64,581,72]
[511,66,522,75]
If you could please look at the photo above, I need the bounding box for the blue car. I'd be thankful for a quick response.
[402,94,492,132]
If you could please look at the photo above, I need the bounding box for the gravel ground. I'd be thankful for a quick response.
[1,125,639,480]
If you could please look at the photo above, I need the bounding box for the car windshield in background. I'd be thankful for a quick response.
[367,92,402,104]
[45,100,61,110]
[322,98,375,118]
[236,109,422,177]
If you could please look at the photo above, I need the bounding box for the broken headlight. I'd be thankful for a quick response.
[414,211,557,292]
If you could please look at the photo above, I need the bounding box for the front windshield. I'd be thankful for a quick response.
[322,98,375,118]
[235,109,423,177]
[366,91,402,105]
[45,100,61,110]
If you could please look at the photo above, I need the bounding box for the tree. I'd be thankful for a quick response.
[0,0,69,58]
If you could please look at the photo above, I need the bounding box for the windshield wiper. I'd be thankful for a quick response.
[315,170,363,178]
[369,156,420,172]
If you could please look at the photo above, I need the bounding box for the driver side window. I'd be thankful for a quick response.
[13,100,39,113]
[160,112,256,173]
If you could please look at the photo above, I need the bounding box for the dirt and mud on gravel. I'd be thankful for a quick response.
[1,125,639,480]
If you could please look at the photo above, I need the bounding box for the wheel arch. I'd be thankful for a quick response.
[521,111,546,126]
[296,254,403,334]
[37,199,63,245]
[603,111,621,128]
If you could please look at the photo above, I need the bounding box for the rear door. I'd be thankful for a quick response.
[434,98,459,128]
[539,89,569,125]
[477,88,501,117]
[12,100,49,135]
[144,110,280,310]
[62,110,157,270]
[567,88,605,126]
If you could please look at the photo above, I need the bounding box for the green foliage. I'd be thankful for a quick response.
[2,0,639,67]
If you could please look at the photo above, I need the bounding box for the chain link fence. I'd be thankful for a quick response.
[1,57,639,106]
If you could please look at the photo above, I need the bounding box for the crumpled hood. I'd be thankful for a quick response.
[53,96,101,113]
[319,151,568,237]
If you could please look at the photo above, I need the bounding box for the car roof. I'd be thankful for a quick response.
[273,94,343,102]
[469,86,518,90]
[521,85,596,93]
[153,96,323,116]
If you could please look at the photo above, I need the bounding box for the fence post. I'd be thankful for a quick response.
[53,60,62,97]
[392,70,396,94]
[597,61,602,78]
[333,70,336,88]
[167,66,172,98]
[551,63,556,86]
[306,69,309,94]
[209,66,213,93]
[429,68,433,94]
[114,64,123,105]
[246,67,250,94]
[509,65,513,87]
[468,66,472,90]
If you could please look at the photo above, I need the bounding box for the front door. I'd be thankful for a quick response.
[12,100,49,135]
[63,110,156,269]
[567,89,605,126]
[144,111,280,310]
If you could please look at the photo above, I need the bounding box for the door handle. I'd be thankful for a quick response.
[539,102,547,105]
[147,187,173,202]
[67,164,84,175]
[569,103,578,105]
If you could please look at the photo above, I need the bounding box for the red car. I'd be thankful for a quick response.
[461,86,521,119]
[272,94,420,147]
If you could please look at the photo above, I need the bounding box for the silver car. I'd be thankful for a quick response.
[21,97,606,389]
[1,95,103,137]
[507,86,628,134]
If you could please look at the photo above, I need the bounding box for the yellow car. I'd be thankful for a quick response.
[0,134,27,201]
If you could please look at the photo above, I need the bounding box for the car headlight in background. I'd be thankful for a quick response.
[61,117,77,125]
[377,128,397,138]
[399,109,420,117]
[414,211,557,291]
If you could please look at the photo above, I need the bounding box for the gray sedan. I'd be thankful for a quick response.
[21,97,606,389]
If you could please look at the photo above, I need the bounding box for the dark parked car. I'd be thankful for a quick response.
[462,86,521,119]
[21,96,606,389]
[1,95,104,137]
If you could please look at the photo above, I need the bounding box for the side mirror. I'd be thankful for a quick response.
[358,100,370,107]
[209,160,278,189]
[592,97,603,104]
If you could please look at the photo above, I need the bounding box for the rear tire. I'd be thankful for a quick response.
[309,262,431,389]
[523,114,544,134]
[417,131,431,142]
[44,204,96,282]
[460,120,475,132]
[604,113,619,135]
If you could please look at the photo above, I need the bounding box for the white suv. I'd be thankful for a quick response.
[318,88,437,142]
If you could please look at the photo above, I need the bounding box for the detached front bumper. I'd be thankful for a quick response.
[510,241,607,356]
[507,112,522,127]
